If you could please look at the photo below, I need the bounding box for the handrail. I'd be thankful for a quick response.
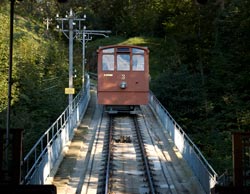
[149,90,217,194]
[20,72,218,193]
[21,75,90,184]
[150,91,217,177]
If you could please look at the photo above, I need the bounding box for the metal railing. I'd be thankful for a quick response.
[149,91,218,194]
[20,72,217,193]
[21,75,90,184]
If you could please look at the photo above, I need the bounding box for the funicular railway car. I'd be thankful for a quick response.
[97,45,149,114]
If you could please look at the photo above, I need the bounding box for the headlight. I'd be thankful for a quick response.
[120,81,127,89]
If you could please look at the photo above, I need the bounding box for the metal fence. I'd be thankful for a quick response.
[20,74,217,192]
[149,91,218,194]
[21,75,90,184]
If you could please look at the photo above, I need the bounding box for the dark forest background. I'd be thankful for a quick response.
[0,0,249,176]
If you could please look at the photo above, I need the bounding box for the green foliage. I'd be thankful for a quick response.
[1,0,249,176]
[149,0,250,175]
[151,65,204,132]
[0,5,12,112]
[85,0,250,175]
[0,2,69,154]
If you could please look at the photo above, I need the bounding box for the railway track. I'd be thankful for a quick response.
[98,114,160,193]
[80,105,203,194]
[53,102,205,194]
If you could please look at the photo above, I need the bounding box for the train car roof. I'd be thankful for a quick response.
[97,45,149,53]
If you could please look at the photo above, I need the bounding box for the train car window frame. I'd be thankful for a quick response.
[117,54,130,71]
[132,48,144,54]
[132,48,145,71]
[102,48,114,53]
[117,47,130,52]
[100,46,147,72]
[132,54,144,71]
[102,54,114,71]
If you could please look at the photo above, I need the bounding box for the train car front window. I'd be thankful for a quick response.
[117,47,130,52]
[102,48,114,53]
[132,55,144,71]
[102,55,114,71]
[117,54,130,71]
[132,48,144,54]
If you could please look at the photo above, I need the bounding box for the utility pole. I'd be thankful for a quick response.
[44,17,52,30]
[4,0,15,170]
[77,28,111,88]
[56,9,111,96]
[55,9,86,113]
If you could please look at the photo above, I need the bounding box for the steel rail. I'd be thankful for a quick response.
[102,115,156,193]
[104,115,113,194]
[133,116,156,194]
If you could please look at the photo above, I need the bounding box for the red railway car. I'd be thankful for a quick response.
[97,45,149,114]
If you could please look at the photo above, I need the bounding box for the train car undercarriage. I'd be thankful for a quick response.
[104,105,141,114]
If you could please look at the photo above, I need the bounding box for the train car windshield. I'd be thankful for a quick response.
[102,55,114,71]
[101,47,146,72]
[132,55,144,71]
[117,54,130,71]
[132,48,144,54]
[103,48,114,53]
[132,48,145,71]
[102,48,115,71]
